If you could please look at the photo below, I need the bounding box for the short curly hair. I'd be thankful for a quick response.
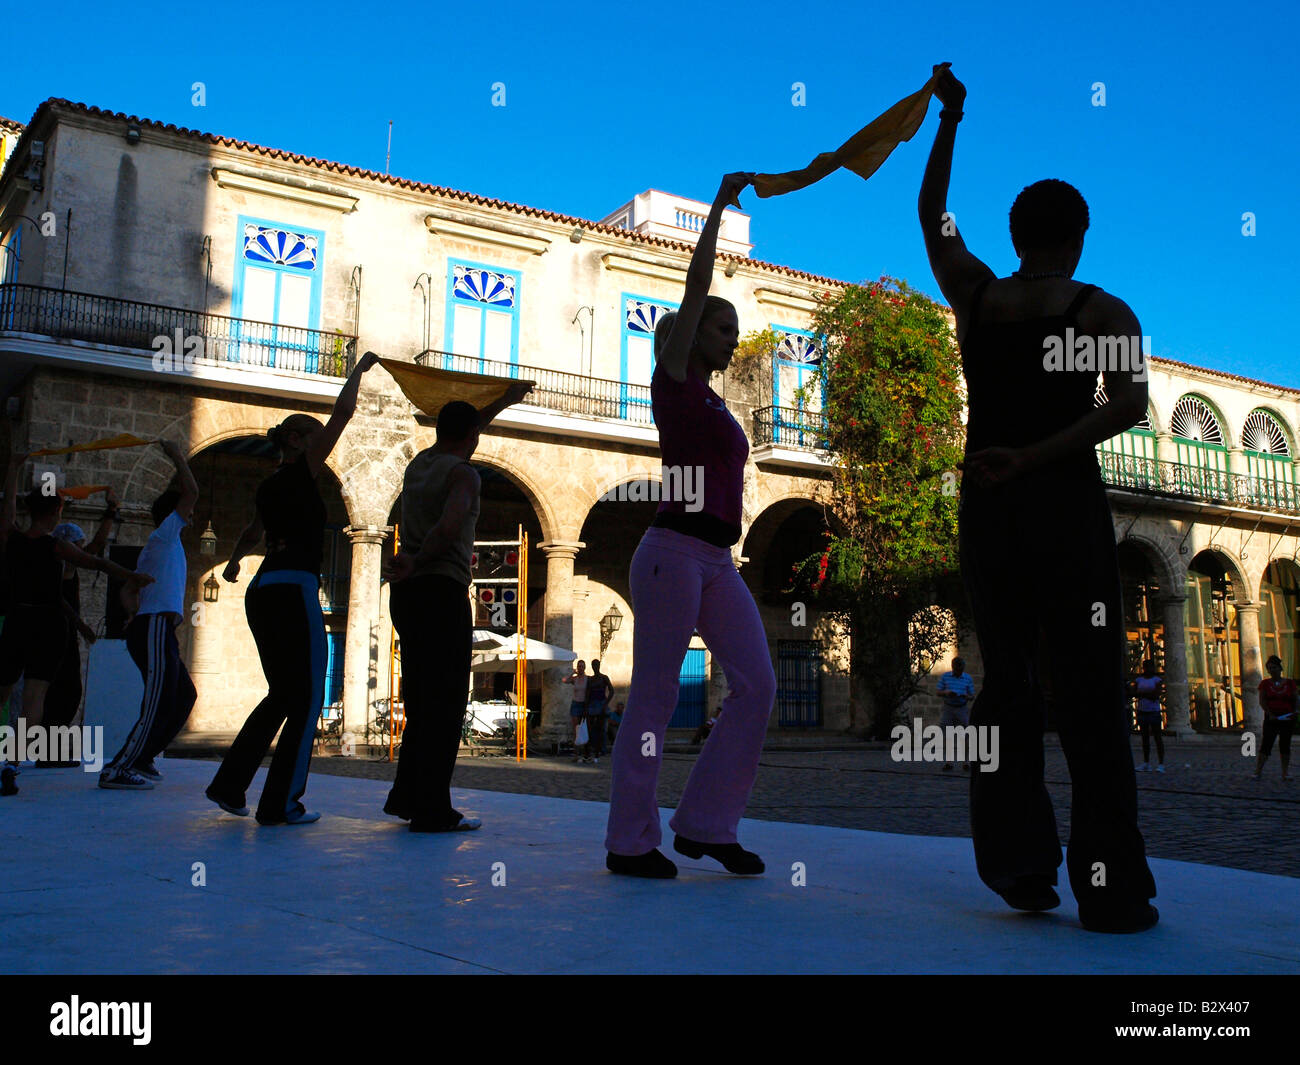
[1009,179,1090,253]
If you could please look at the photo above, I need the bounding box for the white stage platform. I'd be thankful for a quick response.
[0,761,1295,974]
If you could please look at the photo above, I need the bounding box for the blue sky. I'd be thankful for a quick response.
[4,0,1295,385]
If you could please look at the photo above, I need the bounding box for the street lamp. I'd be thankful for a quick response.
[599,603,623,657]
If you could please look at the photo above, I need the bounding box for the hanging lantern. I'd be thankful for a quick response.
[199,520,217,556]
[203,574,220,603]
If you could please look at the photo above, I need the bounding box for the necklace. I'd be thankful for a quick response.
[1013,270,1073,280]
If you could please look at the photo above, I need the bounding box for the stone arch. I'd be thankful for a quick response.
[1190,545,1250,604]
[1118,532,1184,593]
[1170,392,1233,450]
[741,494,825,563]
[452,437,561,545]
[1260,555,1300,601]
[1242,406,1296,458]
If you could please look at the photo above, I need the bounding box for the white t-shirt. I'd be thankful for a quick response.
[137,511,189,616]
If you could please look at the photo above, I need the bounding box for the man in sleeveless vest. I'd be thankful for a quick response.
[918,65,1158,932]
[383,383,531,832]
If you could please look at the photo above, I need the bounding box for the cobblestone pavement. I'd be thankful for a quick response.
[186,737,1300,879]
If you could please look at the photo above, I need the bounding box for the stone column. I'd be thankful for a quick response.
[342,525,391,751]
[1160,592,1191,735]
[540,541,584,742]
[1235,601,1264,731]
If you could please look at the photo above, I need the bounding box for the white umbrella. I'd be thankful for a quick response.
[471,629,508,650]
[471,634,577,673]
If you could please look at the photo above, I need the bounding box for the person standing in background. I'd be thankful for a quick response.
[1130,660,1165,774]
[936,656,976,772]
[563,660,590,763]
[1256,655,1295,782]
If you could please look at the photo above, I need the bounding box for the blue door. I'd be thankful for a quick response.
[670,648,707,728]
[324,631,345,710]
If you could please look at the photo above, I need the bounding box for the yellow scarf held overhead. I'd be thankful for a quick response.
[747,63,951,202]
[380,358,534,418]
[30,433,154,457]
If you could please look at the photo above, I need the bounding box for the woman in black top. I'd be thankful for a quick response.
[207,352,379,824]
[0,455,149,736]
[919,66,1157,933]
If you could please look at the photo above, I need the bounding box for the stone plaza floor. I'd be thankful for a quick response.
[2,754,1297,974]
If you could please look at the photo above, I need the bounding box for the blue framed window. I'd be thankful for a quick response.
[231,217,325,372]
[771,324,823,446]
[445,260,521,374]
[621,294,677,420]
[1,224,19,283]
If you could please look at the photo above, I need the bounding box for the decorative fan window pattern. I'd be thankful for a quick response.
[626,299,669,334]
[1093,377,1152,430]
[1170,396,1224,445]
[1242,409,1291,455]
[242,225,317,271]
[776,331,821,365]
[453,265,515,307]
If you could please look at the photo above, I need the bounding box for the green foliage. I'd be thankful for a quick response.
[791,277,965,734]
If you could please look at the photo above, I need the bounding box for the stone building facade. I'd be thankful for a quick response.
[0,98,1296,744]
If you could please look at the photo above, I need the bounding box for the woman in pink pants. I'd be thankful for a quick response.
[605,172,777,878]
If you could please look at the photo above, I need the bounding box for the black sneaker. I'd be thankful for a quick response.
[98,767,154,790]
[134,760,163,781]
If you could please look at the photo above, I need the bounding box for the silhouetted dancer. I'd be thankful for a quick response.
[605,172,777,879]
[382,383,532,832]
[39,490,119,766]
[0,452,153,779]
[100,441,200,789]
[207,352,381,823]
[919,66,1158,932]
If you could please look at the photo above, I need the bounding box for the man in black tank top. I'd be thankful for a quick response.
[918,66,1157,933]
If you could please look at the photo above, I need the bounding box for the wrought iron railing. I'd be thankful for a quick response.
[753,405,830,450]
[0,283,356,378]
[415,349,653,425]
[1097,450,1300,515]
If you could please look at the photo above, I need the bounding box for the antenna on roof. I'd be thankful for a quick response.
[385,120,393,176]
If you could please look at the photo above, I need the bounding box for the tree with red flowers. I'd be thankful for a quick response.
[791,276,965,737]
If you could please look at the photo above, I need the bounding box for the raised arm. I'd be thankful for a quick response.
[158,440,200,522]
[222,514,265,583]
[477,380,535,431]
[84,488,120,558]
[918,66,994,322]
[657,172,754,383]
[305,351,381,476]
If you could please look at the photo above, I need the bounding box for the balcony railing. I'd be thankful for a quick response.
[0,283,356,378]
[1098,451,1300,515]
[415,349,653,425]
[753,405,830,451]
